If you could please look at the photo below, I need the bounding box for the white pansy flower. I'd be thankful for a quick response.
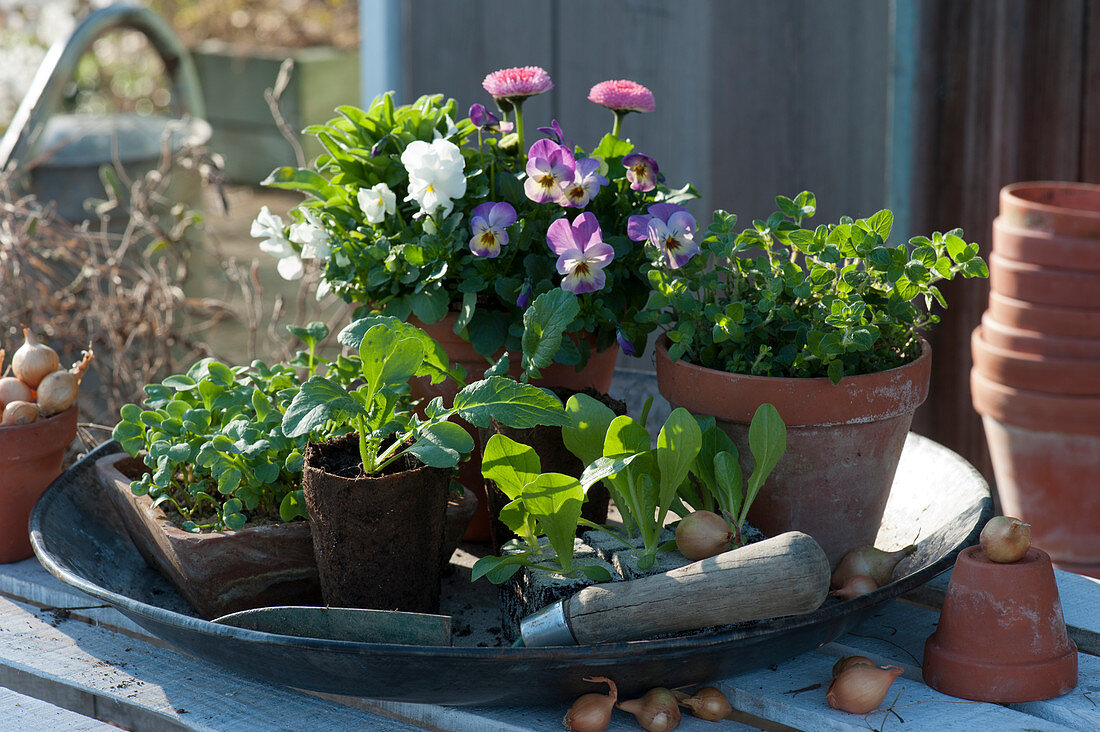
[315,279,333,302]
[401,139,466,218]
[251,206,301,279]
[433,113,459,140]
[289,209,331,260]
[357,182,396,224]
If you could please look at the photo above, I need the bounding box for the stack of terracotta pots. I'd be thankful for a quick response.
[971,182,1100,579]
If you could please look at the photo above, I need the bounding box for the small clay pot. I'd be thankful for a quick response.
[1000,181,1100,238]
[0,405,78,563]
[992,216,1100,272]
[980,312,1100,360]
[971,368,1100,436]
[988,292,1100,338]
[988,252,1100,309]
[970,326,1100,396]
[656,336,931,566]
[302,433,450,613]
[923,545,1078,702]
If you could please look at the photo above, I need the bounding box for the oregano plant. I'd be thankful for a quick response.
[644,192,989,382]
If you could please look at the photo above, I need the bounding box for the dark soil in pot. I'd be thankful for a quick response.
[485,387,625,552]
[303,432,449,612]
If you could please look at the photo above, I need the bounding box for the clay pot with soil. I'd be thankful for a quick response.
[999,181,1100,238]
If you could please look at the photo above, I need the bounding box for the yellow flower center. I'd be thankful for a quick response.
[666,236,680,251]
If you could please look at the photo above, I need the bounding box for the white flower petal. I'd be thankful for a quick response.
[276,255,304,281]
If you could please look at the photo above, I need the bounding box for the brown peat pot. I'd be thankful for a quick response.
[1000,181,1100,238]
[970,326,1100,395]
[410,314,617,541]
[992,215,1100,272]
[302,432,450,612]
[923,545,1078,702]
[656,337,930,566]
[0,405,77,563]
[95,452,321,619]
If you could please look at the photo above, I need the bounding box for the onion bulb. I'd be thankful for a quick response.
[980,516,1032,563]
[826,664,903,714]
[676,511,733,560]
[617,687,681,732]
[36,370,77,416]
[563,676,617,732]
[831,655,876,678]
[831,544,916,588]
[829,574,878,600]
[2,400,40,426]
[11,328,59,389]
[675,686,731,721]
[0,376,34,407]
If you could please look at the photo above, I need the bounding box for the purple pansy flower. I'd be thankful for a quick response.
[546,212,615,294]
[468,103,500,129]
[616,329,637,357]
[537,119,572,147]
[516,280,532,308]
[560,157,608,208]
[622,152,659,192]
[628,203,699,269]
[468,201,517,258]
[524,139,575,204]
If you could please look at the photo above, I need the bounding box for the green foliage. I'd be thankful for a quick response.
[282,318,568,474]
[646,192,989,382]
[111,353,333,533]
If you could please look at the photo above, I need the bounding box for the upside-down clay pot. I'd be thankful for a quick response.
[988,253,1100,309]
[923,545,1078,702]
[992,216,1100,272]
[1000,181,1100,238]
[409,314,619,541]
[979,313,1100,360]
[970,326,1100,395]
[656,337,930,566]
[0,405,78,563]
[987,292,1100,338]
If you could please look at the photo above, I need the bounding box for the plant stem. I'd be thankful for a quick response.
[514,101,526,157]
[355,413,372,472]
[611,110,625,138]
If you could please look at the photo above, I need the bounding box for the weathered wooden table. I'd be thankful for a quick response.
[0,557,1096,731]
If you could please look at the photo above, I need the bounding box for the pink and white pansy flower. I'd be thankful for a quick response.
[560,157,608,209]
[628,202,699,269]
[468,202,517,258]
[525,139,575,204]
[546,212,615,294]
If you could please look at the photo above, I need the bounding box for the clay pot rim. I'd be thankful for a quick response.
[993,215,1100,248]
[0,404,77,435]
[1002,181,1100,221]
[972,325,1099,368]
[971,368,1100,435]
[989,250,1100,277]
[655,335,931,426]
[95,451,311,540]
[989,290,1100,315]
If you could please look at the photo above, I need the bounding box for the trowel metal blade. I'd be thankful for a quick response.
[213,605,453,646]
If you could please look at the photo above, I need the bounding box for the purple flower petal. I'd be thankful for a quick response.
[487,201,517,228]
[627,213,653,241]
[571,212,602,253]
[472,201,497,221]
[648,202,690,224]
[546,217,576,255]
[616,330,637,356]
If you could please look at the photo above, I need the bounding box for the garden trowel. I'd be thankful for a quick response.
[213,605,453,646]
[517,531,831,646]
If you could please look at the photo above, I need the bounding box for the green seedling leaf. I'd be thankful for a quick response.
[338,315,460,385]
[262,167,336,199]
[287,321,329,347]
[562,393,618,467]
[471,554,527,584]
[407,420,475,468]
[482,434,542,500]
[713,450,743,519]
[282,376,365,438]
[521,289,580,377]
[577,565,613,582]
[741,403,787,524]
[579,454,644,491]
[656,408,703,525]
[452,377,569,429]
[358,324,425,406]
[521,473,585,574]
[603,415,651,458]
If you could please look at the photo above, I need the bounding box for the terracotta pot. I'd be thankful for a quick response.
[410,313,618,542]
[987,291,1100,338]
[1000,180,1100,238]
[979,312,1100,360]
[971,368,1100,436]
[0,405,78,563]
[970,326,1100,395]
[302,433,449,612]
[992,216,1100,272]
[923,545,1078,701]
[96,452,321,619]
[655,337,931,566]
[977,417,1100,577]
[988,252,1100,308]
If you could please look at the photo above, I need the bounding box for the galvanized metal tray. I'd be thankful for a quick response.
[30,435,991,705]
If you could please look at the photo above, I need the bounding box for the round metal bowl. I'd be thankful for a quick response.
[31,435,991,705]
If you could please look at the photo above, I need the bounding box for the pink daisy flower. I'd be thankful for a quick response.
[587,80,656,113]
[482,66,554,103]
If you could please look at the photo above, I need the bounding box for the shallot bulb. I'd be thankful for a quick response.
[829,574,878,600]
[831,655,875,678]
[980,516,1032,563]
[36,346,93,417]
[618,687,681,732]
[826,664,903,714]
[0,376,34,407]
[563,676,617,732]
[831,544,916,588]
[675,686,731,721]
[12,328,59,389]
[675,510,733,560]
[2,400,40,426]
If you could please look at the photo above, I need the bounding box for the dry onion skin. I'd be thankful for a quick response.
[979,516,1032,563]
[826,664,903,714]
[831,544,916,588]
[829,574,878,600]
[2,400,41,426]
[0,376,34,407]
[11,328,60,389]
[35,345,94,417]
[563,676,618,732]
[675,685,732,721]
[675,510,734,560]
[831,655,876,679]
[617,687,681,732]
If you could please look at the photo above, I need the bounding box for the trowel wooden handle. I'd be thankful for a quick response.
[565,531,830,644]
